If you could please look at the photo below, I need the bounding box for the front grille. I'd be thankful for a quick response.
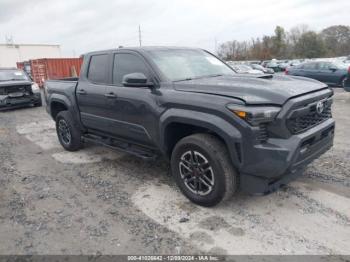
[257,123,269,142]
[287,100,332,134]
[0,85,32,95]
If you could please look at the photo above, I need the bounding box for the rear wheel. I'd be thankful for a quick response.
[340,76,348,88]
[56,111,82,151]
[171,133,238,207]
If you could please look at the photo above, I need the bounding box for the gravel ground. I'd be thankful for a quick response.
[0,89,349,255]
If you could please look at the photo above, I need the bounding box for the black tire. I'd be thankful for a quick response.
[34,100,42,107]
[171,133,238,207]
[56,111,82,151]
[340,76,348,88]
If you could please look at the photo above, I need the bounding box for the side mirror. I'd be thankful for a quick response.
[122,73,153,88]
[329,66,337,71]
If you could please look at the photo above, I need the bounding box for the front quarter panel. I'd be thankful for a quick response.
[159,107,243,168]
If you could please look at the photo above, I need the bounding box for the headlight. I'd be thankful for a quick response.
[31,82,40,93]
[227,104,281,126]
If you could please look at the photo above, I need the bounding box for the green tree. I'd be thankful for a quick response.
[294,31,325,58]
[217,24,348,61]
[321,25,350,56]
[272,26,286,58]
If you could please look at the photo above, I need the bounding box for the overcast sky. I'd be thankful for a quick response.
[1,0,349,56]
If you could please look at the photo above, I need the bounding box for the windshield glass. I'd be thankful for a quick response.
[147,49,235,81]
[333,61,348,69]
[0,70,29,81]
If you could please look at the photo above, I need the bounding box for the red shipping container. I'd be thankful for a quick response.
[29,58,83,87]
[16,62,25,70]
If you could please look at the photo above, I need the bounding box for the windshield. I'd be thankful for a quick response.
[333,61,348,69]
[0,70,29,81]
[147,49,235,81]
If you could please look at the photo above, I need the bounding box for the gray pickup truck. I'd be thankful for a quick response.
[44,47,335,206]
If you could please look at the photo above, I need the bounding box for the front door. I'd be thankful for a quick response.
[298,62,319,80]
[104,52,158,147]
[316,62,340,85]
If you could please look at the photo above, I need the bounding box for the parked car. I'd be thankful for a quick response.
[230,64,262,74]
[250,63,274,74]
[277,61,290,72]
[45,47,334,207]
[290,60,301,67]
[286,61,350,87]
[0,68,41,110]
[266,61,281,72]
[261,60,271,67]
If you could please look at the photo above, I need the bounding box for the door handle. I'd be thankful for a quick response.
[104,92,117,98]
[77,89,87,95]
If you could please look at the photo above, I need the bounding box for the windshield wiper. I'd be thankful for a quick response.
[173,74,224,82]
[205,74,223,78]
[173,77,194,82]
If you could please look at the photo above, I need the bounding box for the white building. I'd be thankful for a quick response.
[0,43,62,67]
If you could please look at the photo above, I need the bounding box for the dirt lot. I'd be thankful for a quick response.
[0,89,349,255]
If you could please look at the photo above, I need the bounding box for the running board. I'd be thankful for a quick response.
[82,134,158,161]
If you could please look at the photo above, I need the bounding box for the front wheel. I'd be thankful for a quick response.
[171,133,238,207]
[56,111,82,151]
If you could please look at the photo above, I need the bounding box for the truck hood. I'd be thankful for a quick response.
[173,74,328,105]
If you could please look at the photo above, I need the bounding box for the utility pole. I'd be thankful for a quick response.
[138,25,142,47]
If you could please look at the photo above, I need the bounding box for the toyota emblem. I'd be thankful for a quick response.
[316,101,325,115]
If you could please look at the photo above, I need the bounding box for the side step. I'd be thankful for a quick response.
[82,134,158,161]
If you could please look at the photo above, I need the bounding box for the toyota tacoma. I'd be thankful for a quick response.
[44,47,335,206]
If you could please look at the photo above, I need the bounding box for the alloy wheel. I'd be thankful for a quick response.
[58,119,71,145]
[179,150,215,196]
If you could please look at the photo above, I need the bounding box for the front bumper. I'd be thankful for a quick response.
[240,118,335,194]
[0,93,41,110]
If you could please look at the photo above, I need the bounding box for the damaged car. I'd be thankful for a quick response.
[0,68,42,110]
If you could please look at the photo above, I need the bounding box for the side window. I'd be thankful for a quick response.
[87,54,109,84]
[113,53,149,85]
[303,63,317,70]
[318,62,332,70]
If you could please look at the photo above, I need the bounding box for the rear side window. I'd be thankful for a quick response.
[303,63,317,70]
[88,54,109,84]
[318,62,332,70]
[113,53,149,85]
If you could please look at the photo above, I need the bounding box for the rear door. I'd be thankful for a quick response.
[296,62,319,80]
[76,53,110,132]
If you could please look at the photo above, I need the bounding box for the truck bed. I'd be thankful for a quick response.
[44,78,78,105]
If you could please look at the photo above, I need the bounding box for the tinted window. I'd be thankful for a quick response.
[88,54,109,83]
[303,63,317,70]
[318,62,332,70]
[113,53,149,85]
